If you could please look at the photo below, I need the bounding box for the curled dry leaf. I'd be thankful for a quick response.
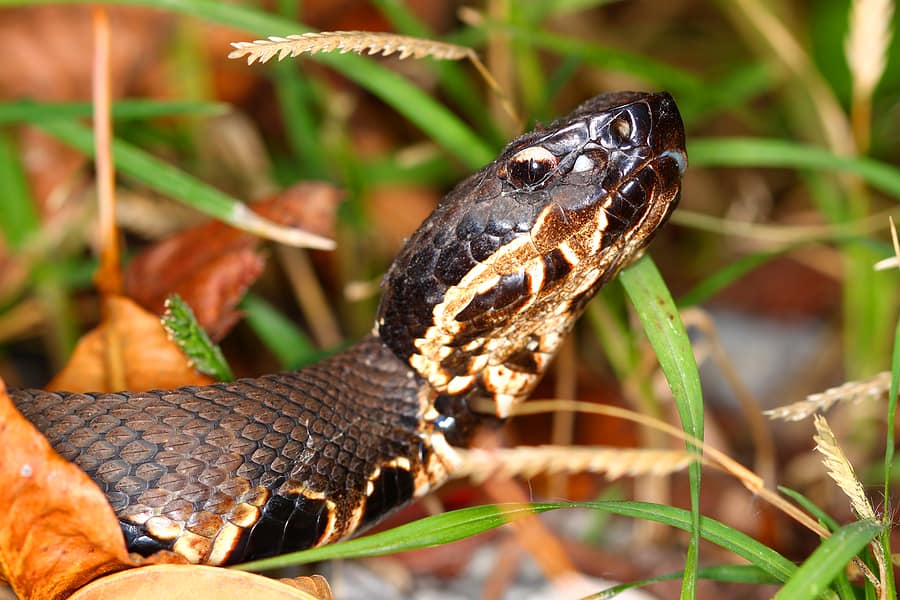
[68,565,327,600]
[0,377,136,599]
[47,295,213,392]
[124,182,342,340]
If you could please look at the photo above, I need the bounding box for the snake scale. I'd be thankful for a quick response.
[11,91,686,566]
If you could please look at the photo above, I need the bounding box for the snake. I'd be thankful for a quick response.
[11,91,686,566]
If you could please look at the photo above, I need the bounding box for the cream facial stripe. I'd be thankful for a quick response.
[408,174,616,417]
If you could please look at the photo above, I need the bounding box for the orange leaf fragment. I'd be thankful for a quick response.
[278,574,333,599]
[0,378,137,599]
[124,182,342,340]
[68,564,328,600]
[47,295,213,393]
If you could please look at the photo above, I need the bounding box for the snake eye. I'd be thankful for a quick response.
[504,146,558,187]
[609,116,633,145]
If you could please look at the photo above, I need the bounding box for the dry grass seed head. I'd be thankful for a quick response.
[846,0,893,98]
[813,415,887,597]
[813,414,877,521]
[228,31,473,65]
[227,30,517,123]
[451,446,696,485]
[813,415,887,590]
[764,371,891,422]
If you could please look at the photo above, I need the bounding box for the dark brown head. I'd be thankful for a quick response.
[377,91,686,417]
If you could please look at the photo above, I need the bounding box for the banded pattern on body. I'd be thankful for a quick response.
[11,91,686,565]
[14,335,456,564]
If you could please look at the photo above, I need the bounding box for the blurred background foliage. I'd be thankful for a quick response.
[0,0,899,597]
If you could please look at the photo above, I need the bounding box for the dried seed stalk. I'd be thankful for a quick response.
[813,414,885,589]
[846,0,893,95]
[814,415,877,521]
[452,446,696,484]
[228,31,471,64]
[846,0,894,150]
[764,371,890,421]
[228,31,515,122]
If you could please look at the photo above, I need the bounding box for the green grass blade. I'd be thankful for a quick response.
[232,500,797,583]
[677,63,775,126]
[776,489,856,599]
[161,294,233,382]
[844,243,894,375]
[0,99,227,124]
[690,137,900,199]
[777,487,841,532]
[498,23,703,95]
[774,520,882,599]
[620,257,704,597]
[620,258,704,444]
[881,313,900,597]
[31,119,332,248]
[277,51,492,168]
[272,61,329,180]
[371,0,499,137]
[232,502,565,572]
[677,248,783,307]
[116,0,496,168]
[587,565,779,599]
[240,293,317,369]
[594,501,796,582]
[0,128,39,249]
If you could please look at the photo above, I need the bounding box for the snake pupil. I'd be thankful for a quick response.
[506,146,557,187]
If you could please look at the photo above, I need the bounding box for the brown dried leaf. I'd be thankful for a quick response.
[0,378,137,599]
[277,574,333,599]
[69,565,325,600]
[171,250,265,341]
[0,381,310,598]
[47,295,213,392]
[124,182,341,338]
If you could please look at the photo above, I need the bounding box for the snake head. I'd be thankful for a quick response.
[377,91,686,420]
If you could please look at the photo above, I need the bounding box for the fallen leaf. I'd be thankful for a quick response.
[68,565,327,600]
[124,182,342,339]
[277,574,333,599]
[0,377,136,599]
[47,295,213,392]
[2,376,331,599]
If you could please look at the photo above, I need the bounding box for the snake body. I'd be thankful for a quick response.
[12,91,686,565]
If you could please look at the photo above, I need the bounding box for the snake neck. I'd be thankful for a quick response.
[362,331,502,449]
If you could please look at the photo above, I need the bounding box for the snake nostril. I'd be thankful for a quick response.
[661,149,688,178]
